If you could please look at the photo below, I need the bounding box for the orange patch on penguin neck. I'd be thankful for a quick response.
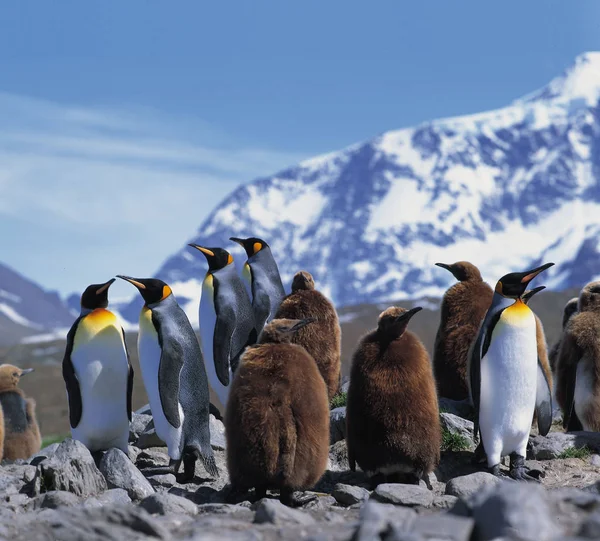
[161,285,172,300]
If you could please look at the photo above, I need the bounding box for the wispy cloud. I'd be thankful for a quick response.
[0,92,308,296]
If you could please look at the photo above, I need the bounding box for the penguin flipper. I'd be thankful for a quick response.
[535,357,553,436]
[62,319,83,429]
[562,360,579,432]
[122,328,134,422]
[213,276,238,387]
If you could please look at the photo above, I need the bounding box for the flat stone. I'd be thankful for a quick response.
[332,483,370,506]
[147,474,177,488]
[432,495,459,509]
[210,414,226,450]
[99,448,155,501]
[136,449,170,469]
[28,443,60,466]
[440,412,474,441]
[253,498,316,525]
[39,438,107,497]
[30,491,81,510]
[470,481,558,541]
[353,500,417,541]
[330,407,347,444]
[445,472,500,500]
[373,483,434,508]
[84,488,132,508]
[141,493,198,516]
[129,413,153,442]
[412,513,474,541]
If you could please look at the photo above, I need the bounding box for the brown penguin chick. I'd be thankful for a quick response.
[433,261,493,400]
[274,271,341,400]
[556,282,600,432]
[548,297,579,377]
[346,306,441,486]
[0,365,41,460]
[225,318,330,507]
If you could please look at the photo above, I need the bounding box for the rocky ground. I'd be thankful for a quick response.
[0,400,599,541]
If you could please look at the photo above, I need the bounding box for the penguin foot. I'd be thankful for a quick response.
[489,464,501,477]
[280,488,317,508]
[178,454,197,484]
[509,453,543,482]
[368,473,386,490]
[225,485,251,504]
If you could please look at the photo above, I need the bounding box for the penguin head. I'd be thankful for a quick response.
[435,261,482,282]
[563,297,579,328]
[230,237,269,258]
[494,263,554,299]
[521,286,546,305]
[260,318,315,344]
[117,276,173,306]
[80,278,115,312]
[578,281,600,312]
[377,306,422,340]
[0,364,33,392]
[188,244,233,273]
[291,271,315,292]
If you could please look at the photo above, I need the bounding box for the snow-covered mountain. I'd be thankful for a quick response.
[121,52,600,324]
[0,263,74,346]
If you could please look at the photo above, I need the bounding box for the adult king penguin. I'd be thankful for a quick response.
[118,276,217,481]
[230,236,285,334]
[188,244,257,408]
[62,279,132,453]
[468,263,554,481]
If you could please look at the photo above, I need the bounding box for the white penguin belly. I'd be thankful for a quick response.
[138,323,184,460]
[575,355,595,431]
[71,327,129,453]
[480,311,537,466]
[200,277,232,408]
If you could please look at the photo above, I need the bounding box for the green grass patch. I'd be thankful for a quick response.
[41,434,67,448]
[330,391,347,409]
[441,427,471,452]
[558,446,592,459]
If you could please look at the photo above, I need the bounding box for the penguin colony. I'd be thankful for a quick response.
[49,231,600,504]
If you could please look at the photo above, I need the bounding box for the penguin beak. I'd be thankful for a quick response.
[116,275,147,290]
[288,318,316,332]
[19,368,34,377]
[95,278,116,295]
[435,263,452,272]
[519,262,554,284]
[522,286,546,304]
[229,237,244,246]
[397,306,423,323]
[188,244,215,258]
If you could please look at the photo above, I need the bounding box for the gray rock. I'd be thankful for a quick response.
[591,454,600,467]
[147,473,177,488]
[84,488,132,508]
[340,379,350,394]
[529,431,600,459]
[303,494,337,511]
[432,495,459,509]
[438,398,474,420]
[332,483,370,506]
[440,413,474,442]
[580,511,600,538]
[3,493,30,512]
[129,413,153,442]
[127,445,141,463]
[136,427,165,449]
[330,407,347,444]
[373,483,434,508]
[412,513,474,541]
[210,414,226,450]
[136,449,170,469]
[39,438,107,497]
[30,490,82,510]
[328,439,350,472]
[141,492,198,516]
[99,448,155,501]
[0,472,24,495]
[28,443,60,466]
[470,481,558,541]
[253,498,316,525]
[353,500,417,541]
[552,487,600,508]
[445,472,500,500]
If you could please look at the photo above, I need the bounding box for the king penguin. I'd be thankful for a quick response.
[468,263,554,481]
[0,364,41,460]
[62,279,132,454]
[522,286,552,390]
[188,244,257,409]
[230,236,285,335]
[555,281,600,432]
[118,276,217,481]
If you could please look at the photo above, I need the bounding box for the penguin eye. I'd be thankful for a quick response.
[12,372,18,377]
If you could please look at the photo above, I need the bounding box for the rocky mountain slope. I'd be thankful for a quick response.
[118,52,600,325]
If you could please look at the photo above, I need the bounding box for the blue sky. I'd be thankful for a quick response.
[1,0,599,299]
